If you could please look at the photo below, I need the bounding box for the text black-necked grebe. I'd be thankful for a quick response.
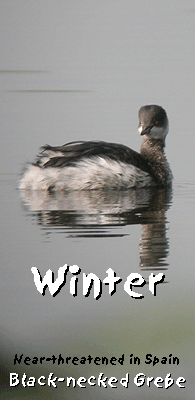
[19,105,172,191]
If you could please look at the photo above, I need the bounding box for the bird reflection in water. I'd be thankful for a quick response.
[20,187,172,273]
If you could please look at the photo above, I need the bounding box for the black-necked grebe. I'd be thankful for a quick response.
[19,105,172,191]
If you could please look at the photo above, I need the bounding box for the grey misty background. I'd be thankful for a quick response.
[1,0,195,181]
[1,1,195,400]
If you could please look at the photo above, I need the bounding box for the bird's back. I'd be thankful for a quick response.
[36,141,151,174]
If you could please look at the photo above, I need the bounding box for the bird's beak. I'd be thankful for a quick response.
[140,125,153,136]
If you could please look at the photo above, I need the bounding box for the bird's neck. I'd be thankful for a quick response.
[140,138,165,159]
[140,138,170,186]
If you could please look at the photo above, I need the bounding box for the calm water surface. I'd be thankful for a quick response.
[1,177,195,399]
[1,1,195,399]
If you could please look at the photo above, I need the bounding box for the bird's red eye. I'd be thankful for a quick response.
[154,120,159,125]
